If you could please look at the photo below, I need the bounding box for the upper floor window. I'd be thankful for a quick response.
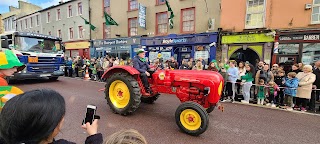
[57,9,61,20]
[47,12,50,23]
[30,17,33,28]
[312,0,320,23]
[78,2,83,15]
[69,27,74,39]
[103,23,111,39]
[68,5,73,17]
[128,18,138,36]
[78,26,84,39]
[156,0,166,5]
[104,0,110,14]
[245,0,265,29]
[25,19,28,29]
[128,0,138,11]
[36,15,40,26]
[156,12,168,35]
[20,21,23,30]
[58,29,62,38]
[181,8,195,33]
[48,31,51,35]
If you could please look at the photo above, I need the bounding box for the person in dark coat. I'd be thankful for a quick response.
[133,49,152,93]
[179,60,190,70]
[0,89,103,144]
[311,60,320,110]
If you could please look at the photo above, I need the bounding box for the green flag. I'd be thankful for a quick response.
[104,12,119,26]
[165,0,174,29]
[80,16,96,31]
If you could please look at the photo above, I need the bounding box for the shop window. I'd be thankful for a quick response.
[128,18,138,36]
[245,0,265,29]
[278,44,299,55]
[302,43,320,64]
[128,0,138,11]
[181,8,195,33]
[194,45,209,64]
[312,0,320,23]
[103,22,111,39]
[156,12,168,35]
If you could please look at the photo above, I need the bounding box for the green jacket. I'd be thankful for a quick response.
[241,72,254,82]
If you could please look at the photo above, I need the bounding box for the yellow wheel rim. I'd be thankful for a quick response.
[109,80,130,109]
[180,109,202,131]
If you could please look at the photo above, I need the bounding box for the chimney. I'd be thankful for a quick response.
[59,0,63,4]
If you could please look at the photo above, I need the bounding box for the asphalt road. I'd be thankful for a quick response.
[13,77,320,144]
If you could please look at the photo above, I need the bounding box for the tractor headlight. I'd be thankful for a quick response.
[204,87,210,96]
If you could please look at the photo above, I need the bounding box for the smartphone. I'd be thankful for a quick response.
[82,105,97,125]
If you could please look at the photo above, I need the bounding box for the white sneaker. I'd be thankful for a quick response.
[271,104,276,108]
[241,100,249,104]
[266,103,271,106]
[286,107,293,111]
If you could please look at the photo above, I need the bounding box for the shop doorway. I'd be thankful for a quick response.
[230,48,260,65]
[177,52,191,65]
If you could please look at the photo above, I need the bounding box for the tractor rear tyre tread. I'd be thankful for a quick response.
[206,106,215,113]
[105,73,141,116]
[141,93,160,104]
[175,101,209,136]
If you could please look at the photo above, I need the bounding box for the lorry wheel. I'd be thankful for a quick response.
[49,77,59,81]
[175,101,209,136]
[105,73,141,116]
[141,94,160,104]
[206,106,215,113]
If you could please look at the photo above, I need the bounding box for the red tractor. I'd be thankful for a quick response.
[102,66,224,136]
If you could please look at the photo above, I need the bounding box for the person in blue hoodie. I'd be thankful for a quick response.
[66,57,73,77]
[284,72,299,111]
[224,60,239,102]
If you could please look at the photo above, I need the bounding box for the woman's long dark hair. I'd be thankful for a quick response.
[0,89,66,144]
[246,64,256,75]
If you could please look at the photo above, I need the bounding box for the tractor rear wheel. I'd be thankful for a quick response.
[141,93,160,104]
[175,101,209,136]
[105,73,141,116]
[206,106,215,113]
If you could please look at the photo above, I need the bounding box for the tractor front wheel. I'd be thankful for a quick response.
[175,101,209,136]
[105,73,141,116]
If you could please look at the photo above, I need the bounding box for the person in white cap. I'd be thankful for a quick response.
[132,49,152,93]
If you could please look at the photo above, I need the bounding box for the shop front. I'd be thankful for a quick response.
[273,30,320,68]
[64,41,90,58]
[91,38,140,60]
[141,33,218,65]
[221,32,275,65]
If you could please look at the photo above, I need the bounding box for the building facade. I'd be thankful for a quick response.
[90,0,221,64]
[1,1,41,34]
[220,0,320,66]
[15,0,91,58]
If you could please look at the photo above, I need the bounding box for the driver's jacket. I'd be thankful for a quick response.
[132,56,150,73]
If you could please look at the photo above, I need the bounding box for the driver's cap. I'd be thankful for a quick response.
[136,49,147,55]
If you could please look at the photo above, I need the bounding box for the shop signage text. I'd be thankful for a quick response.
[93,38,140,47]
[222,33,274,44]
[162,38,187,44]
[139,3,146,29]
[279,34,320,41]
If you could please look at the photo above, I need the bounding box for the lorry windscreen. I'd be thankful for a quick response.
[14,36,61,54]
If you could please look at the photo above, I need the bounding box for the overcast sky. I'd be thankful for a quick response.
[0,0,65,14]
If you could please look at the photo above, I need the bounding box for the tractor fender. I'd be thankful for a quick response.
[102,66,140,79]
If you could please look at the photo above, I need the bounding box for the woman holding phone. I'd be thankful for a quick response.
[0,89,103,144]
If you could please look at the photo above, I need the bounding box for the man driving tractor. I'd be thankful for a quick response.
[132,49,152,94]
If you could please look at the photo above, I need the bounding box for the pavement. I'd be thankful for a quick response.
[13,77,320,144]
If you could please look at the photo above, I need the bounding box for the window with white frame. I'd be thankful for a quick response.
[68,5,73,17]
[78,26,84,39]
[128,0,138,11]
[20,21,23,30]
[30,17,33,28]
[69,27,74,39]
[25,19,28,29]
[47,12,50,23]
[58,29,62,38]
[245,0,265,28]
[36,15,40,26]
[57,9,61,20]
[78,2,82,15]
[312,0,320,23]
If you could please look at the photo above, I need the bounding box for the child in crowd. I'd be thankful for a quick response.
[284,72,299,111]
[266,81,280,107]
[257,79,266,105]
[219,67,229,101]
[274,70,286,106]
[92,62,98,81]
[105,129,147,144]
